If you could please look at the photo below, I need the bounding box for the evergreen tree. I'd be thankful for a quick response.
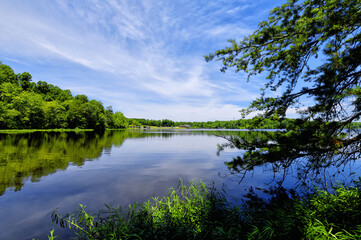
[206,0,361,177]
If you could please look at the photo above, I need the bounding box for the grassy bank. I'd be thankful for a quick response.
[48,180,361,240]
[0,129,95,134]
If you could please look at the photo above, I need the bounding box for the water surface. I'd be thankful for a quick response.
[0,130,242,239]
[0,129,358,239]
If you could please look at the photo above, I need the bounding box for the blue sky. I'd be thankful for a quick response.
[0,0,285,121]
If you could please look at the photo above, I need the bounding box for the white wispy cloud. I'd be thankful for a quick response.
[0,0,285,121]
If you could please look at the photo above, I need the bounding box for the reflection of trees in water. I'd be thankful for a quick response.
[3,129,352,198]
[217,130,361,193]
[0,129,235,196]
[0,130,149,196]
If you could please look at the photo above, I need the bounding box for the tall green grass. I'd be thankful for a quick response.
[50,180,245,239]
[49,179,361,240]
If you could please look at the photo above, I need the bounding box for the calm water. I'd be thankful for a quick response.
[0,129,358,239]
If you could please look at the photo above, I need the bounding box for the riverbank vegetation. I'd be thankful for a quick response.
[129,118,291,129]
[0,63,128,130]
[130,118,361,130]
[0,61,301,131]
[3,60,359,131]
[50,179,361,240]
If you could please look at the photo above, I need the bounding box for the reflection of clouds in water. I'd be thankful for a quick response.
[0,133,242,239]
[120,134,227,154]
[1,131,360,239]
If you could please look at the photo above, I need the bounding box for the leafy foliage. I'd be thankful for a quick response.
[129,117,302,129]
[49,180,361,240]
[206,0,361,177]
[0,62,128,129]
[50,180,246,240]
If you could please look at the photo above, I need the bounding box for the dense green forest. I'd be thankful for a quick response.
[2,62,360,131]
[0,62,296,131]
[129,118,292,129]
[130,118,361,130]
[0,61,290,130]
[0,62,128,129]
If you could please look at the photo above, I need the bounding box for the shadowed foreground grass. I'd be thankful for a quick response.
[48,179,361,240]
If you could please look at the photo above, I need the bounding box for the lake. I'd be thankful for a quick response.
[0,129,358,239]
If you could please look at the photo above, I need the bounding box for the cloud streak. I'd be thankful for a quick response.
[0,0,285,121]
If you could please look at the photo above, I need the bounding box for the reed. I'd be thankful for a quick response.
[49,179,361,239]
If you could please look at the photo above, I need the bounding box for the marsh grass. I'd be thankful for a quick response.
[49,179,361,240]
[50,180,245,239]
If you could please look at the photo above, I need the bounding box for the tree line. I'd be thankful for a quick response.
[2,62,360,131]
[129,117,353,130]
[0,62,128,129]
